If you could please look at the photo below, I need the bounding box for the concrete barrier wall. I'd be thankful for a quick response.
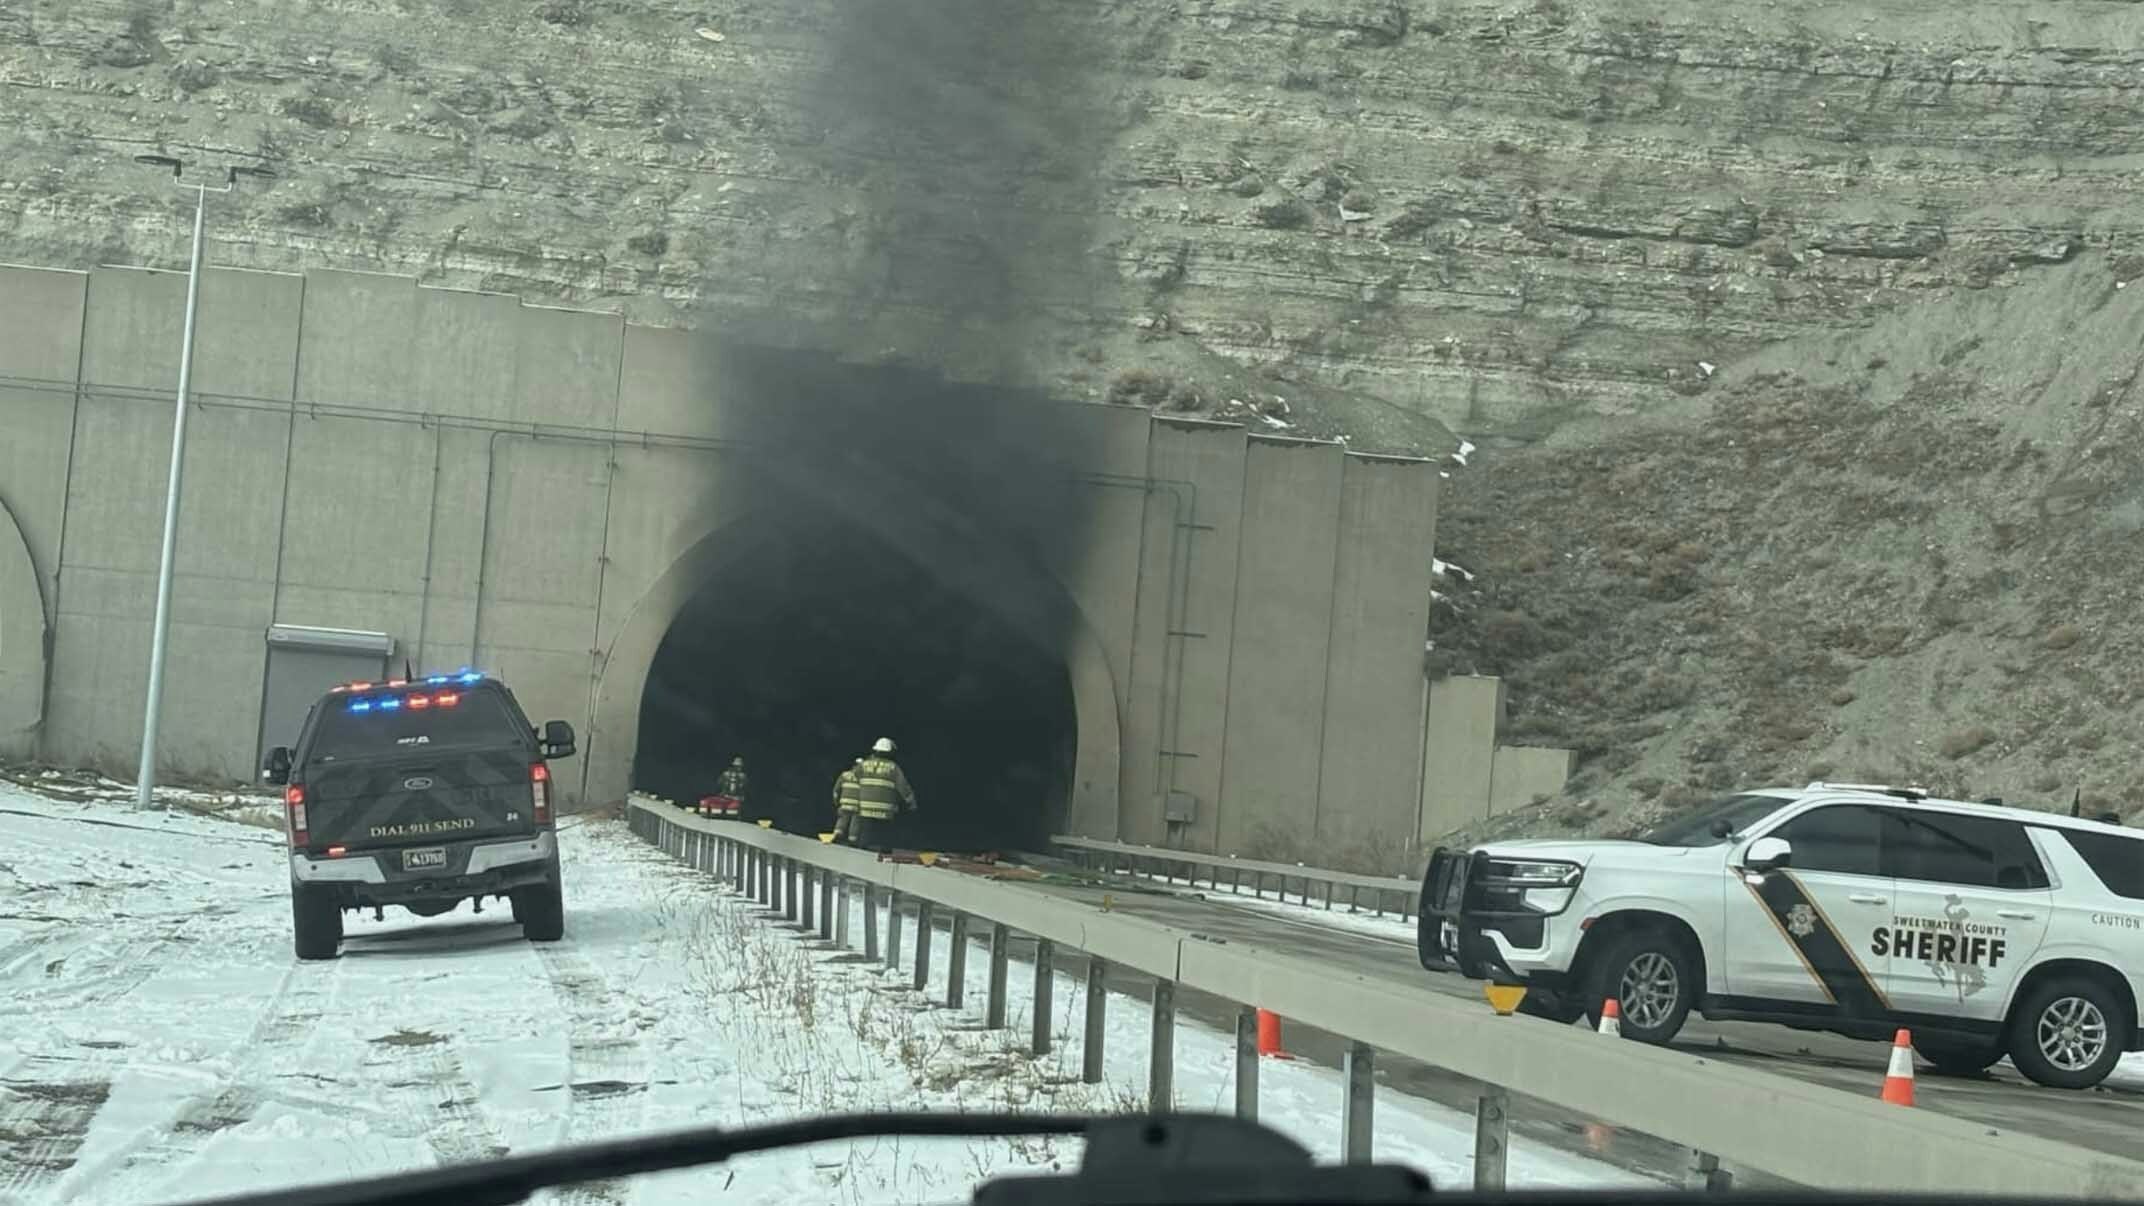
[1315,454,1438,849]
[0,506,43,756]
[1127,418,1248,851]
[1215,437,1344,854]
[1489,744,1574,816]
[2,261,1441,849]
[0,265,84,758]
[1419,675,1504,838]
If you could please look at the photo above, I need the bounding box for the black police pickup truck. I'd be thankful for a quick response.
[260,671,577,960]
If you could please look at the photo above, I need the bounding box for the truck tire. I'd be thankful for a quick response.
[1912,1037,2002,1076]
[513,876,565,943]
[291,885,342,961]
[1581,928,1697,1045]
[2007,975,2128,1090]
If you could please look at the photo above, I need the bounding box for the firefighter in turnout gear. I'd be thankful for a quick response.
[829,758,865,843]
[717,757,748,806]
[848,737,915,851]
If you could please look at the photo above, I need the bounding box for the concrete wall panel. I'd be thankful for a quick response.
[0,265,87,620]
[1421,675,1505,838]
[1316,455,1438,848]
[275,414,433,642]
[295,269,420,407]
[617,325,728,439]
[512,305,623,429]
[413,288,523,420]
[1215,438,1345,855]
[0,505,44,756]
[1128,419,1247,852]
[1490,745,1574,816]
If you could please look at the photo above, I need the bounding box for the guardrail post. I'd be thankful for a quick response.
[799,866,815,931]
[1082,958,1107,1084]
[1686,1150,1732,1192]
[818,872,835,941]
[1234,1007,1259,1121]
[834,877,851,946]
[1474,1090,1509,1190]
[913,901,934,992]
[986,922,1011,1028]
[1342,1042,1374,1164]
[1148,979,1175,1111]
[886,891,904,969]
[946,913,969,1008]
[862,885,879,960]
[1031,939,1054,1055]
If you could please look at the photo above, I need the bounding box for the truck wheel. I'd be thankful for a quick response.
[291,885,342,961]
[1581,928,1697,1045]
[513,877,565,943]
[1912,1037,2002,1076]
[2008,976,2128,1090]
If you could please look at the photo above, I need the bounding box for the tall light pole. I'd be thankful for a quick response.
[131,155,274,809]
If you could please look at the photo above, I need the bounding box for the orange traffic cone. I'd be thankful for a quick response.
[1597,997,1621,1037]
[1256,1008,1292,1059]
[1881,1029,1915,1106]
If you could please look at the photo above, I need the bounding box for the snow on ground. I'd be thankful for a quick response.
[0,782,1644,1205]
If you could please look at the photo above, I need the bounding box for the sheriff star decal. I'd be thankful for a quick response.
[1786,902,1817,938]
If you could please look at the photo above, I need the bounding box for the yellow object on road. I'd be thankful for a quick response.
[756,819,773,829]
[917,851,939,866]
[1483,984,1528,1015]
[818,832,836,843]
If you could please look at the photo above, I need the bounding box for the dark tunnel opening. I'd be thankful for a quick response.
[627,347,1107,853]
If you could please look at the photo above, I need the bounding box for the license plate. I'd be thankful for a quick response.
[402,847,447,871]
[1440,920,1459,959]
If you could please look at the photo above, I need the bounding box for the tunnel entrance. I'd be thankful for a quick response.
[632,506,1079,852]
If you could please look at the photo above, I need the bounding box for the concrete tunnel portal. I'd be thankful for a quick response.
[624,352,1106,853]
[631,508,1078,850]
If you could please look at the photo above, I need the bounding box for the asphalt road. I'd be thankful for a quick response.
[1017,872,2144,1172]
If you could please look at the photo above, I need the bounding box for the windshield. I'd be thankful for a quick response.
[303,689,527,763]
[1639,793,1790,847]
[17,0,2138,1200]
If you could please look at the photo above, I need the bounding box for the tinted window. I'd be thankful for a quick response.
[1886,810,2049,890]
[1641,793,1788,847]
[1772,804,1884,876]
[304,690,526,762]
[2063,830,2144,900]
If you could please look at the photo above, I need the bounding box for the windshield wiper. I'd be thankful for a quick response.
[175,1112,1429,1206]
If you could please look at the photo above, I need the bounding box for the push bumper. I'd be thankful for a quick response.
[1417,848,1580,995]
[292,831,556,905]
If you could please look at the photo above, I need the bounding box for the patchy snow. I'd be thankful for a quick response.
[0,783,1645,1203]
[1432,558,1475,583]
[1450,440,1476,466]
[1259,413,1294,430]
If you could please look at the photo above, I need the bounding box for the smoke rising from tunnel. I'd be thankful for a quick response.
[637,0,1115,847]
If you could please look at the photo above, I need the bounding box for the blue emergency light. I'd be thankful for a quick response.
[379,698,402,711]
[349,700,373,713]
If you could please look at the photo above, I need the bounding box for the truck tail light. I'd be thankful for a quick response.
[285,785,309,847]
[531,764,551,825]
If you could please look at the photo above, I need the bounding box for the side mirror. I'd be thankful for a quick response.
[1743,835,1792,873]
[541,720,577,760]
[261,746,293,786]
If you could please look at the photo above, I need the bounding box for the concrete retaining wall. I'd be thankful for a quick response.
[0,261,1446,854]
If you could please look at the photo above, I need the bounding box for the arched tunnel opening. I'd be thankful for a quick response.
[625,348,1107,853]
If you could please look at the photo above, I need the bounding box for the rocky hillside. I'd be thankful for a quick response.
[10,0,2144,449]
[1433,253,2144,843]
[8,0,2144,840]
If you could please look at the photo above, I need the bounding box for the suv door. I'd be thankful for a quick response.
[1879,807,2052,1023]
[1723,803,1893,1015]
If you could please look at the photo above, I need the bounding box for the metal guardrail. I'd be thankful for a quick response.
[1046,834,1420,920]
[626,796,2144,1197]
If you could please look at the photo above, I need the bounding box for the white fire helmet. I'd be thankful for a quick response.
[872,737,896,754]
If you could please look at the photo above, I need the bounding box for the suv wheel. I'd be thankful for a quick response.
[1912,1037,2002,1077]
[2008,976,2129,1090]
[291,885,342,961]
[1582,928,1697,1044]
[513,876,565,943]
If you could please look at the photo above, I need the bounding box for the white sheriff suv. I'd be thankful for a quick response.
[1416,782,2144,1089]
